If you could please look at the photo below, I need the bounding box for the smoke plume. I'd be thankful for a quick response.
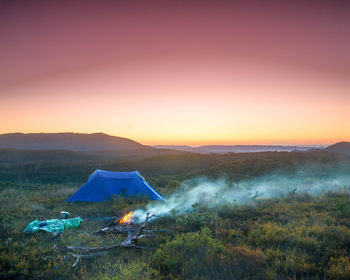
[133,171,350,222]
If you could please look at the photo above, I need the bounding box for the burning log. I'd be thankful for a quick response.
[95,212,170,235]
[95,211,136,234]
[119,211,133,224]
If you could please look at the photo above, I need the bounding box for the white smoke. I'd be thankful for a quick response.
[133,173,350,222]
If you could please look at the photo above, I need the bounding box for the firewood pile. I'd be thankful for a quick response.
[47,212,170,268]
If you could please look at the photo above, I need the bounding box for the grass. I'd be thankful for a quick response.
[1,181,350,279]
[1,151,350,279]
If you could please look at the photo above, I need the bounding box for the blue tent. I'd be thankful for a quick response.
[66,169,163,202]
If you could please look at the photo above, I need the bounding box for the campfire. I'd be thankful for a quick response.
[50,212,172,267]
[119,211,133,224]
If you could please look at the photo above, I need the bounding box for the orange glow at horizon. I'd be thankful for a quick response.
[1,58,349,146]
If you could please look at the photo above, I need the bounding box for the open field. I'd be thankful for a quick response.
[1,151,350,279]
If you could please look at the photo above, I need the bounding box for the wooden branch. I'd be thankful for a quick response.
[59,244,121,253]
[95,213,156,235]
[49,212,158,268]
[95,225,136,234]
[69,252,110,268]
[53,213,155,252]
[121,213,154,245]
[96,228,171,234]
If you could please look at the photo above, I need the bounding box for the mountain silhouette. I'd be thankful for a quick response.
[324,142,350,155]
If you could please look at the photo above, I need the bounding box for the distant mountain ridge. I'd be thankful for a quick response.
[0,132,147,151]
[153,144,318,154]
[0,133,348,156]
[0,133,182,161]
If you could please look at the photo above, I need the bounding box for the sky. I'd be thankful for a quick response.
[1,0,349,145]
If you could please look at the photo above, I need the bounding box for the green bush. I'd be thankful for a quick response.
[327,256,350,280]
[95,261,160,280]
[152,228,223,279]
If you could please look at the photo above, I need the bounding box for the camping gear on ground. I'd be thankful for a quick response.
[65,169,164,202]
[60,211,70,219]
[23,217,83,233]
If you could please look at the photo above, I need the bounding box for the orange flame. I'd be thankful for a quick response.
[119,211,133,224]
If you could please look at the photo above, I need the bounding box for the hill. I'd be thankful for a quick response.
[0,149,99,163]
[0,149,348,185]
[0,133,185,161]
[324,142,350,155]
[0,132,147,151]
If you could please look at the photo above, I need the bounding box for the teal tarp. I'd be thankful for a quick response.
[23,217,83,233]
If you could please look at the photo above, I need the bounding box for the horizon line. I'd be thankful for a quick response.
[0,131,343,147]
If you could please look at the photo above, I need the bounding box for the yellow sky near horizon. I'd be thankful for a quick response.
[1,59,349,146]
